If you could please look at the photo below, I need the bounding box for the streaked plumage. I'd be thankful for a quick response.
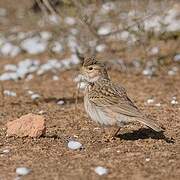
[81,57,163,135]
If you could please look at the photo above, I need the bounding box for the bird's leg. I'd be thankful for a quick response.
[103,127,121,142]
[113,127,121,138]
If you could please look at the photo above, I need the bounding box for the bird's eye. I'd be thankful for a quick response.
[88,67,93,70]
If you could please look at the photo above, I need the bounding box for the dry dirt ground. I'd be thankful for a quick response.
[0,64,180,180]
[0,0,180,180]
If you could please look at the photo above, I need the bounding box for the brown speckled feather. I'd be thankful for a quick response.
[88,79,142,118]
[82,57,163,132]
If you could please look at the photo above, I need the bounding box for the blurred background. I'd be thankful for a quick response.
[0,0,179,81]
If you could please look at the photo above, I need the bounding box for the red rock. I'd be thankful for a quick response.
[7,113,46,138]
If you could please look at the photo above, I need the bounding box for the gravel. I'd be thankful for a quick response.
[68,140,82,150]
[94,166,108,176]
[16,167,31,176]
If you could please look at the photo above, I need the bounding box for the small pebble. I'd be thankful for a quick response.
[168,70,176,76]
[68,140,82,150]
[171,99,178,105]
[171,97,178,105]
[4,64,17,71]
[27,90,34,95]
[38,110,46,115]
[51,42,63,53]
[145,158,150,162]
[96,44,106,52]
[174,54,180,62]
[52,75,59,81]
[149,46,159,55]
[142,68,153,76]
[31,94,40,100]
[3,90,16,97]
[95,166,108,176]
[97,26,112,35]
[147,99,154,104]
[26,74,34,81]
[155,103,161,107]
[16,167,31,176]
[168,66,178,76]
[57,100,64,105]
[40,31,52,41]
[64,17,76,26]
[2,149,10,153]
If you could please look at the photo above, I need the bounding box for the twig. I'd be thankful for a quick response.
[0,82,4,107]
[35,0,49,17]
[42,0,57,15]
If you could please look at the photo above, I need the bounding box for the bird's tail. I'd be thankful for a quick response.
[137,117,164,132]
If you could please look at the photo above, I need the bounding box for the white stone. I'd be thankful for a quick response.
[38,110,46,115]
[147,99,154,104]
[168,66,178,76]
[144,16,162,32]
[145,158,150,162]
[3,90,16,97]
[120,31,129,40]
[150,47,159,55]
[0,42,20,57]
[96,44,106,52]
[64,17,76,26]
[98,25,112,35]
[68,140,82,150]
[27,90,34,95]
[2,149,10,153]
[155,103,161,107]
[70,28,78,35]
[16,167,31,176]
[48,15,60,25]
[52,42,63,53]
[17,32,27,40]
[31,94,40,100]
[57,100,64,105]
[26,74,34,81]
[4,64,17,71]
[40,31,52,40]
[174,54,180,62]
[67,35,77,52]
[70,54,79,65]
[168,70,176,76]
[0,72,18,81]
[95,166,108,176]
[171,97,178,105]
[142,68,153,76]
[21,36,47,54]
[52,75,59,81]
[37,59,62,75]
[101,2,115,14]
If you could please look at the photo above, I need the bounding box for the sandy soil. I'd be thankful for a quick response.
[0,0,180,179]
[0,64,179,180]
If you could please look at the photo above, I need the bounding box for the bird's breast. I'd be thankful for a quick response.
[84,94,118,126]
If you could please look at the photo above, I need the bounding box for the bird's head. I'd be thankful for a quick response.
[81,56,109,83]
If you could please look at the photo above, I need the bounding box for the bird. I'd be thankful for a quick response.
[80,56,164,138]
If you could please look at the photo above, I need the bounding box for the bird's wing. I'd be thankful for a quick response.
[88,81,143,118]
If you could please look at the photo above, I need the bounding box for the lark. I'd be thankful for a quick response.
[81,56,163,137]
